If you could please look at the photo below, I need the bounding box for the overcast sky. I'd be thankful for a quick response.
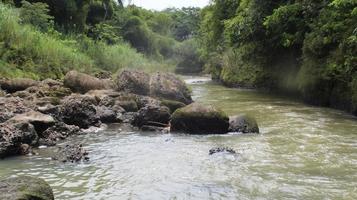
[125,0,210,10]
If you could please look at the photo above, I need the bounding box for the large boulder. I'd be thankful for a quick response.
[149,72,192,104]
[229,115,259,133]
[0,97,33,123]
[115,70,193,104]
[64,70,112,93]
[171,103,229,134]
[0,176,54,200]
[59,94,99,128]
[7,111,55,133]
[0,122,38,158]
[115,70,151,95]
[0,78,38,93]
[133,105,171,128]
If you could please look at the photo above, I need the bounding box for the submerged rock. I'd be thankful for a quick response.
[52,144,89,163]
[64,70,112,93]
[229,114,259,133]
[0,176,54,200]
[209,147,236,155]
[0,78,38,93]
[171,103,229,134]
[59,94,99,129]
[0,122,38,158]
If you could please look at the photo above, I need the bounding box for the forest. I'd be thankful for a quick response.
[0,0,356,115]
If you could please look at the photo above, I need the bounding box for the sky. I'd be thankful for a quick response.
[125,0,210,10]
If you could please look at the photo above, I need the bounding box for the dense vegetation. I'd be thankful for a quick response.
[197,0,357,115]
[0,0,201,79]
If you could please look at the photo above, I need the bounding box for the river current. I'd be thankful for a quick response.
[0,76,356,199]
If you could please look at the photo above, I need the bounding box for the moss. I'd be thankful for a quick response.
[160,99,186,113]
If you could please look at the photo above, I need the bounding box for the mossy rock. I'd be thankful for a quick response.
[0,176,54,200]
[171,103,229,134]
[160,99,186,113]
[229,114,259,133]
[116,100,138,112]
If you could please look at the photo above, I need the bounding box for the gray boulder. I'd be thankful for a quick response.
[0,122,38,158]
[0,97,33,123]
[64,70,112,93]
[59,94,99,128]
[0,176,54,200]
[0,78,38,93]
[115,70,151,95]
[149,72,192,104]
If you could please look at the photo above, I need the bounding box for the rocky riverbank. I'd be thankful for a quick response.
[0,70,259,160]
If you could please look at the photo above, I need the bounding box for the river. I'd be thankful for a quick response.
[0,76,356,199]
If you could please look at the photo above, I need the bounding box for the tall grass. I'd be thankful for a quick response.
[0,3,173,80]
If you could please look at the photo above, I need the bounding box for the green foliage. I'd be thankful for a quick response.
[0,3,174,80]
[174,39,203,74]
[165,7,201,41]
[198,0,357,114]
[20,1,54,32]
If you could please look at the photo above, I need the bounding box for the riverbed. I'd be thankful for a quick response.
[0,76,356,199]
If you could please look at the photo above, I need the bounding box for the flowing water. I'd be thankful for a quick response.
[0,76,357,200]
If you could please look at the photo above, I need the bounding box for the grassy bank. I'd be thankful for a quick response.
[0,3,173,80]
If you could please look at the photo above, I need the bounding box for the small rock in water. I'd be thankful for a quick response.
[52,144,89,163]
[209,147,236,155]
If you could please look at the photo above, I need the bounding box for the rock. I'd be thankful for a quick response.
[171,103,229,134]
[160,99,186,113]
[39,122,81,146]
[135,95,161,108]
[209,147,236,155]
[51,144,89,163]
[115,100,138,112]
[149,72,192,104]
[229,115,259,133]
[118,112,137,124]
[0,122,38,158]
[96,106,119,123]
[0,78,38,93]
[19,143,32,155]
[0,176,54,200]
[59,94,99,129]
[115,70,151,95]
[7,111,55,133]
[0,97,33,123]
[64,70,112,93]
[133,105,171,128]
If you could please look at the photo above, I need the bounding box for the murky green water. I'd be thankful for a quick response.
[1,76,356,199]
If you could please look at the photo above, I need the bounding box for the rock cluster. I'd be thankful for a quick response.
[0,70,260,160]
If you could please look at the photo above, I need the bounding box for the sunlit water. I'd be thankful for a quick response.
[1,76,357,199]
